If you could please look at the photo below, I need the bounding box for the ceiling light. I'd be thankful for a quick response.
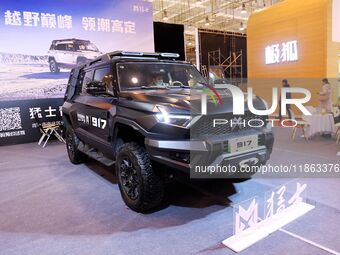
[239,22,245,31]
[131,77,138,84]
[241,3,247,14]
[162,10,168,21]
[196,0,203,4]
[188,42,193,46]
[204,16,210,26]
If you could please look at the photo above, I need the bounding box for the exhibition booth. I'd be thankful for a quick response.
[248,0,340,107]
[0,1,340,255]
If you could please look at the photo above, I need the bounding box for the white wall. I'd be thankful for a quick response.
[332,0,340,42]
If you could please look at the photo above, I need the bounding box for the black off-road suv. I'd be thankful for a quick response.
[62,51,274,212]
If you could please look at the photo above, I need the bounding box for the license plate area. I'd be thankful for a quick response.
[228,135,258,153]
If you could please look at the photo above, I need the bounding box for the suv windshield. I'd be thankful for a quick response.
[75,42,99,52]
[117,62,207,90]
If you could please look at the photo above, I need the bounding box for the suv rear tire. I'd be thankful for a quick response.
[66,128,87,164]
[49,59,60,73]
[116,142,164,212]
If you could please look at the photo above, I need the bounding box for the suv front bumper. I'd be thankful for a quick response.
[145,130,274,176]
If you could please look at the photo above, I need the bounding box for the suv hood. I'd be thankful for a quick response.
[119,89,190,114]
[79,50,102,58]
[119,89,267,115]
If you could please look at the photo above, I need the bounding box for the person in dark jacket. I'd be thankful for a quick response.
[279,79,292,120]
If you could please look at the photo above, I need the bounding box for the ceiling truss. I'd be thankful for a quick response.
[152,0,282,33]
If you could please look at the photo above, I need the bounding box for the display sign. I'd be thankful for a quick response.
[265,40,298,65]
[223,180,314,252]
[0,99,63,145]
[332,0,340,42]
[0,0,154,145]
[234,181,307,235]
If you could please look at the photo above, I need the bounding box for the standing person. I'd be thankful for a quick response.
[279,79,292,120]
[318,78,333,113]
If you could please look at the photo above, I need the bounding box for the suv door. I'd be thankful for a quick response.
[73,65,114,147]
[54,43,68,63]
[64,43,77,65]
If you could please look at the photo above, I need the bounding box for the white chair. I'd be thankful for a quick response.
[333,106,340,144]
[38,123,65,148]
[34,113,65,148]
[289,109,309,141]
[335,123,340,144]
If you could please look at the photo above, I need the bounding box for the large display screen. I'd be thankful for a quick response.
[0,0,154,145]
[0,0,154,101]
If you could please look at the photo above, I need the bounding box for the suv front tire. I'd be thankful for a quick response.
[116,142,164,212]
[49,58,60,73]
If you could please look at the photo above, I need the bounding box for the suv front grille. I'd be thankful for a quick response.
[191,112,266,138]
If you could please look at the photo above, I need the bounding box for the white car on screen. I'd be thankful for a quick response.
[47,39,102,73]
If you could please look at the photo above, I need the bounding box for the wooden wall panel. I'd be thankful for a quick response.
[327,0,340,103]
[248,0,327,78]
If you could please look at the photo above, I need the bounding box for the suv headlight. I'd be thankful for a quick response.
[155,107,191,128]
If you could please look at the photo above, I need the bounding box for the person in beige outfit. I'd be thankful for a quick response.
[318,78,333,112]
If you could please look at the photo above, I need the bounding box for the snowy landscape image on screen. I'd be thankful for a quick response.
[0,0,154,101]
[0,52,68,101]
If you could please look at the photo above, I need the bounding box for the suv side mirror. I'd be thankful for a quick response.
[86,81,107,94]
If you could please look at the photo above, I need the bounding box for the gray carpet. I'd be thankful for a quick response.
[0,128,339,255]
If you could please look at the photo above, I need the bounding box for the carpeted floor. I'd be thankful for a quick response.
[0,127,339,255]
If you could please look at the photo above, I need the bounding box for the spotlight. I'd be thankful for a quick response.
[239,22,245,31]
[204,16,210,26]
[241,3,247,14]
[131,77,138,84]
[163,10,168,21]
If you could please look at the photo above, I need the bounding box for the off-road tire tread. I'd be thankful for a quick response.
[117,142,164,212]
[66,128,87,165]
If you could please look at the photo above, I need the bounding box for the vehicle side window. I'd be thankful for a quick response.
[66,44,74,51]
[55,44,66,51]
[93,67,113,94]
[75,71,85,95]
[81,70,93,94]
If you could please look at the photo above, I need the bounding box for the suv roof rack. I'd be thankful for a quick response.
[52,38,90,44]
[108,51,180,60]
[84,51,181,68]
